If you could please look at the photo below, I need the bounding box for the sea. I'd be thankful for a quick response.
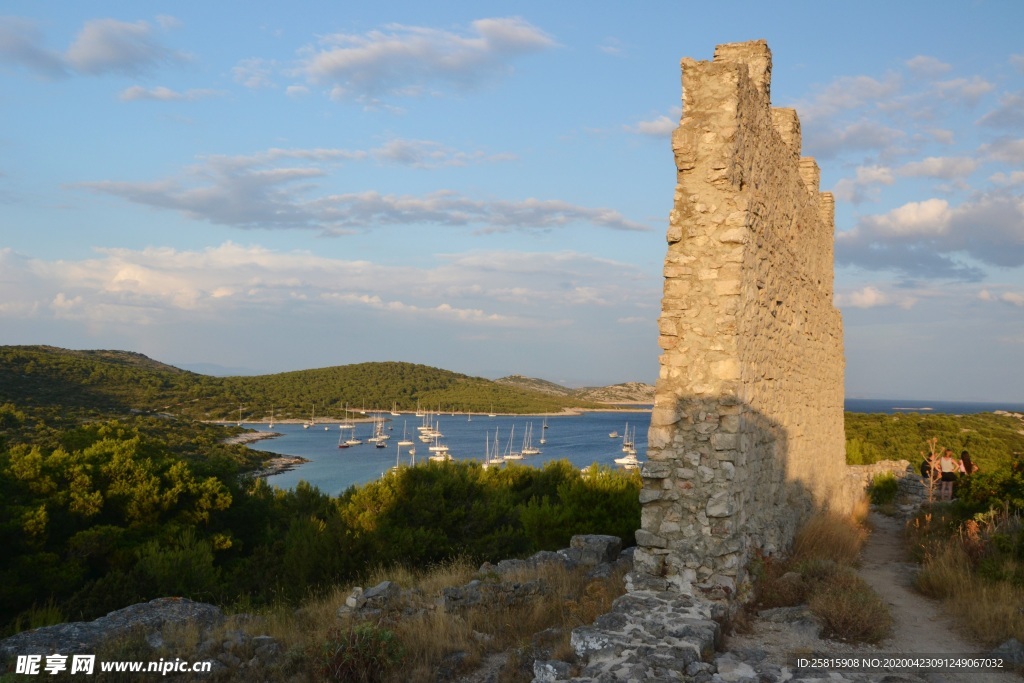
[247,399,1024,495]
[249,411,650,496]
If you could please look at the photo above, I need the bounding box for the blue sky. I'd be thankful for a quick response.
[1,2,1022,401]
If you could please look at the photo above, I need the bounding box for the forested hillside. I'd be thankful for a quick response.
[0,346,606,421]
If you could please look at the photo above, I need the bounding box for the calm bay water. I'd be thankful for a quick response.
[248,399,1024,494]
[248,411,650,495]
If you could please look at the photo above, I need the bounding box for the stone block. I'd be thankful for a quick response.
[706,491,734,518]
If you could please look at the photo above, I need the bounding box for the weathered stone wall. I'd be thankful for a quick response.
[634,40,850,600]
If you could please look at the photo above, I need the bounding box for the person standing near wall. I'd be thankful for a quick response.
[939,449,960,500]
[960,450,977,475]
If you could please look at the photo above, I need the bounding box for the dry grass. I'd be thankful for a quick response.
[90,558,627,683]
[911,507,1024,647]
[790,511,869,567]
[808,569,891,644]
[752,506,890,643]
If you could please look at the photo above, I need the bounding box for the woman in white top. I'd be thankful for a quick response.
[938,448,960,501]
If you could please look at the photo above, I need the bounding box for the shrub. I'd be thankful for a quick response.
[312,623,405,683]
[868,472,899,505]
[809,569,892,643]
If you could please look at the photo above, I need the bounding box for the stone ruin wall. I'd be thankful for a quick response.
[634,40,853,600]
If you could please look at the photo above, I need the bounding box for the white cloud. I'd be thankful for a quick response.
[798,73,903,122]
[898,156,978,180]
[844,286,889,308]
[927,128,955,144]
[232,57,277,89]
[0,17,68,78]
[155,15,182,30]
[0,15,185,78]
[371,138,515,168]
[977,92,1024,129]
[1012,55,1024,74]
[296,17,556,101]
[977,288,1024,307]
[599,37,626,57]
[980,137,1024,164]
[837,192,1024,280]
[866,198,952,237]
[66,18,185,75]
[906,55,951,78]
[804,119,905,159]
[625,115,676,137]
[990,170,1024,186]
[831,165,894,204]
[933,77,994,106]
[77,146,646,233]
[0,243,654,333]
[285,85,309,98]
[119,85,221,102]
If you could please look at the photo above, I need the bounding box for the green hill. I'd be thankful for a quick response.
[0,346,605,421]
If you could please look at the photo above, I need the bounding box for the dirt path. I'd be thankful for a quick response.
[858,510,1019,682]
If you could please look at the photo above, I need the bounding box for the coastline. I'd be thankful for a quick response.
[249,454,310,478]
[221,431,282,445]
[214,404,653,427]
[221,431,310,479]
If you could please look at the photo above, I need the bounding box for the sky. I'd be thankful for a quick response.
[1,2,1023,401]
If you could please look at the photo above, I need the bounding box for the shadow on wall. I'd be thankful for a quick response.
[632,393,854,602]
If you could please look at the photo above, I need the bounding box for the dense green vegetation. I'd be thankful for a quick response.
[0,346,607,422]
[0,399,640,636]
[845,411,1024,473]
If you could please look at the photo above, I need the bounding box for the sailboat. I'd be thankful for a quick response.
[428,423,452,462]
[521,422,540,456]
[503,425,523,460]
[622,423,634,453]
[390,443,402,472]
[237,404,243,427]
[615,425,640,469]
[397,420,414,448]
[391,402,401,417]
[539,417,546,444]
[344,423,362,447]
[614,450,640,469]
[268,406,275,429]
[482,427,504,467]
[303,404,315,429]
[367,414,389,444]
[338,403,354,430]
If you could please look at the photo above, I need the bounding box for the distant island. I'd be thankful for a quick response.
[0,345,653,421]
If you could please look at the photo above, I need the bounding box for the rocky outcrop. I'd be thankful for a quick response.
[0,598,223,658]
[335,535,634,623]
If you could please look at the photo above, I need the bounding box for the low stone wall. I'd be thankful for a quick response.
[848,459,928,505]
